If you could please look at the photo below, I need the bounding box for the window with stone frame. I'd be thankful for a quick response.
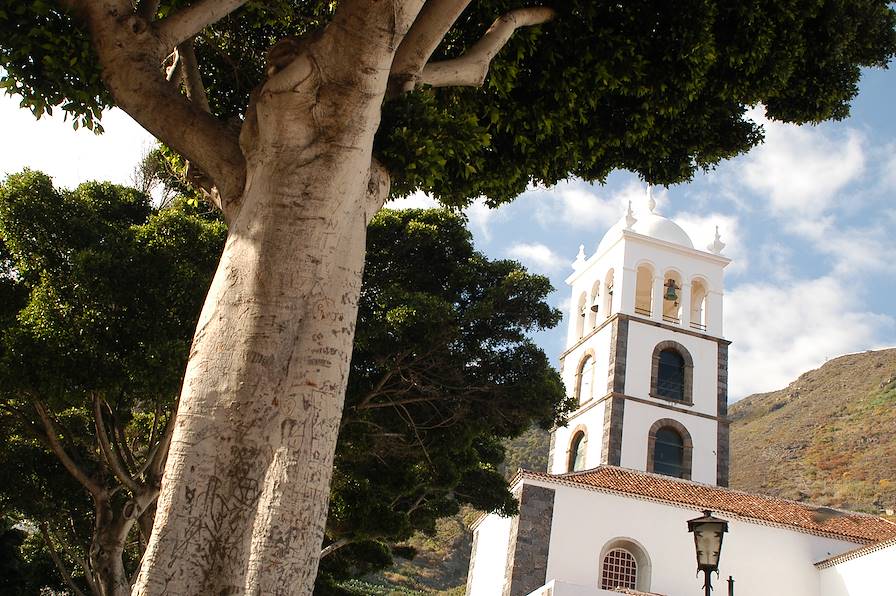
[568,430,586,472]
[649,341,694,404]
[656,348,685,401]
[653,427,685,477]
[577,354,595,404]
[600,548,638,590]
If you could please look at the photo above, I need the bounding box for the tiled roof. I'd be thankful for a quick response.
[815,534,896,568]
[514,466,896,544]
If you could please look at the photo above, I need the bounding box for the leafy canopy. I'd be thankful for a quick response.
[0,171,569,590]
[2,1,893,199]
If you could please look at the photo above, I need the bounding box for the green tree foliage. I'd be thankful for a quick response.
[0,170,226,593]
[2,1,893,197]
[0,172,568,592]
[318,209,569,591]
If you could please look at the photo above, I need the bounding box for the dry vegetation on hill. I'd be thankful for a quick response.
[729,348,896,514]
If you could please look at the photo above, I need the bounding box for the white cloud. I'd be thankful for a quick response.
[725,276,894,399]
[738,107,866,217]
[506,242,566,274]
[674,211,747,275]
[790,216,895,276]
[384,190,438,210]
[464,197,503,242]
[0,95,156,188]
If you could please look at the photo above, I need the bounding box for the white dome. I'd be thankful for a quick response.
[596,211,694,255]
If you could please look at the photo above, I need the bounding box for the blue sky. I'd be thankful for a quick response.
[1,66,894,401]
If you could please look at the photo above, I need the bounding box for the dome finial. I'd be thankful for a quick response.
[708,225,726,254]
[573,243,587,269]
[625,200,637,229]
[647,184,657,213]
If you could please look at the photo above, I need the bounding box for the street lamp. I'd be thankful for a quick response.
[687,510,729,596]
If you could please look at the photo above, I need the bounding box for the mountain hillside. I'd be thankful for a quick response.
[729,348,896,514]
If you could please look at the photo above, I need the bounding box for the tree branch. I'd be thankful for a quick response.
[320,537,355,559]
[39,523,88,596]
[34,401,104,497]
[155,0,250,47]
[148,408,176,480]
[421,7,556,87]
[180,39,211,113]
[390,0,472,91]
[81,2,246,207]
[93,393,140,494]
[136,0,162,21]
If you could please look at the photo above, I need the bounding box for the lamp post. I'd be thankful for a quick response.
[687,510,729,596]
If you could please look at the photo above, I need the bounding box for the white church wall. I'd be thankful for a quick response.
[530,479,859,596]
[818,541,896,596]
[624,320,719,415]
[549,400,607,474]
[466,513,514,596]
[566,241,626,348]
[618,400,718,484]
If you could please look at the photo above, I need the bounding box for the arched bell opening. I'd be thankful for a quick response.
[690,278,708,331]
[603,269,615,317]
[661,270,682,324]
[634,264,654,317]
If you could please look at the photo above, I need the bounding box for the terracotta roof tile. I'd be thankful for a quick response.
[515,466,896,544]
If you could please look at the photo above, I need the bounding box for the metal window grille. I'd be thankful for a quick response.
[600,548,637,590]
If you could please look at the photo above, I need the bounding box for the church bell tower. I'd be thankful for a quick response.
[548,196,731,486]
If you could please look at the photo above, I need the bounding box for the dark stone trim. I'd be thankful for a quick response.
[649,340,694,406]
[717,343,730,487]
[502,484,556,596]
[575,348,597,405]
[645,418,693,480]
[600,318,628,466]
[619,312,732,345]
[617,393,729,422]
[607,318,629,394]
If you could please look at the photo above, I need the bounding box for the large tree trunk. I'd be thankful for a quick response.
[133,51,385,593]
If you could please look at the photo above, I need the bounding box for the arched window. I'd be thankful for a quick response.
[577,355,595,404]
[568,430,587,472]
[634,264,653,317]
[657,349,685,401]
[598,539,651,592]
[690,279,707,331]
[587,280,601,329]
[575,292,587,338]
[600,548,637,590]
[662,270,682,323]
[646,419,694,479]
[650,341,694,404]
[604,269,615,317]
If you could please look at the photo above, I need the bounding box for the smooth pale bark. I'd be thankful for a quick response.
[133,10,402,591]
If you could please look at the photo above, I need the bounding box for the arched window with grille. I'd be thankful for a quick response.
[600,548,637,590]
[650,341,694,404]
[646,419,693,479]
[598,539,651,592]
[568,430,587,472]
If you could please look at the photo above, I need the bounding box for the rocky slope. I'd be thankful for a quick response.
[729,348,896,514]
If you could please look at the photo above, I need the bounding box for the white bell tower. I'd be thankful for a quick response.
[548,195,732,486]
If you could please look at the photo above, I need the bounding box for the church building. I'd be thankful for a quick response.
[464,197,896,596]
